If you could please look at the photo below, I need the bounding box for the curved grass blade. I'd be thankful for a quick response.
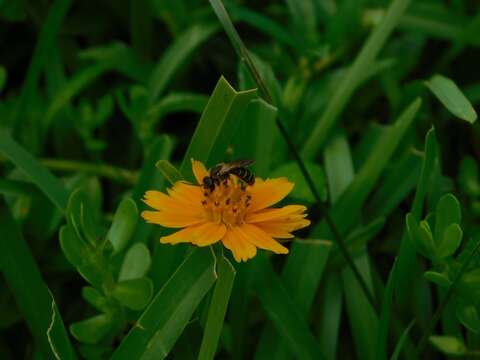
[253,254,325,360]
[198,254,236,360]
[390,321,415,360]
[111,249,216,359]
[301,0,412,158]
[375,260,398,360]
[148,24,219,102]
[0,131,69,211]
[0,197,75,359]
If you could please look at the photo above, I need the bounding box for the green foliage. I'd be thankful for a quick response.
[3,0,480,358]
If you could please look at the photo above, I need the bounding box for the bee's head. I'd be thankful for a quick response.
[203,176,213,188]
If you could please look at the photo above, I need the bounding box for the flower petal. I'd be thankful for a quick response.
[222,227,257,262]
[167,181,204,207]
[160,222,225,246]
[141,210,204,228]
[248,178,294,211]
[191,159,209,185]
[256,219,311,238]
[143,190,204,217]
[238,223,289,254]
[246,205,307,223]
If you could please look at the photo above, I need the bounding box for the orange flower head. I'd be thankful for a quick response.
[141,159,310,262]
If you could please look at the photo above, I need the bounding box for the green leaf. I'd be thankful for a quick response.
[253,254,324,359]
[270,161,327,203]
[424,271,451,288]
[112,277,154,311]
[155,160,184,185]
[118,243,152,281]
[66,188,99,247]
[106,198,138,254]
[0,66,6,93]
[0,131,69,211]
[0,197,75,359]
[148,24,219,102]
[429,335,467,356]
[434,193,461,240]
[459,156,480,196]
[425,74,477,123]
[70,314,113,345]
[301,0,413,157]
[59,225,107,288]
[198,254,236,360]
[437,224,462,259]
[406,213,434,259]
[456,302,480,333]
[111,249,216,359]
[179,76,257,179]
[82,287,108,313]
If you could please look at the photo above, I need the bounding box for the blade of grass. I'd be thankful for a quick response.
[0,197,75,359]
[111,249,217,359]
[12,0,72,138]
[148,23,219,102]
[209,0,378,311]
[395,129,437,303]
[255,240,332,360]
[178,76,257,178]
[301,0,412,158]
[375,260,398,360]
[198,253,236,360]
[0,131,69,211]
[253,254,325,360]
[323,131,379,360]
[391,321,416,360]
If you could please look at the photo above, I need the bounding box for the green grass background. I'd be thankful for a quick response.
[1,0,480,359]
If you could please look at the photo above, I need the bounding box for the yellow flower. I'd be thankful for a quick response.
[141,159,310,262]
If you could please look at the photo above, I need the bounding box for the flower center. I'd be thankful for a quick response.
[201,176,252,226]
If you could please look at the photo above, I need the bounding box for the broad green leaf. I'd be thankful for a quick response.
[270,162,327,203]
[424,271,451,288]
[429,335,467,356]
[112,278,154,311]
[425,74,477,123]
[148,24,219,102]
[434,193,461,241]
[302,0,413,157]
[155,160,183,185]
[112,249,216,359]
[198,254,236,360]
[459,156,480,196]
[66,189,99,247]
[70,314,113,344]
[82,287,108,313]
[0,131,69,211]
[59,225,107,288]
[437,224,462,259]
[456,302,480,333]
[118,243,152,281]
[253,254,324,359]
[0,198,75,359]
[179,76,257,179]
[106,198,138,254]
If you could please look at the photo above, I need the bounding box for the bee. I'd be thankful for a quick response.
[203,159,255,192]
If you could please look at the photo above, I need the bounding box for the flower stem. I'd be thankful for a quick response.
[41,158,137,185]
[209,0,378,312]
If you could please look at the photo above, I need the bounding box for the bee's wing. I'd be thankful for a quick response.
[228,159,254,168]
[215,159,254,174]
